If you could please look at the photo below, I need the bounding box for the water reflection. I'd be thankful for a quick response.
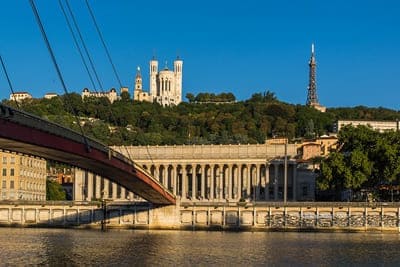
[0,228,400,266]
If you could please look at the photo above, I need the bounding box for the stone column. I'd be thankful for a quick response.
[256,165,261,201]
[246,165,251,198]
[192,164,196,200]
[210,165,214,201]
[219,165,224,201]
[228,164,233,200]
[201,165,206,199]
[128,192,134,201]
[154,165,160,183]
[95,175,101,199]
[265,164,270,201]
[87,172,93,201]
[274,163,279,201]
[235,165,241,200]
[292,163,297,201]
[121,187,126,200]
[103,178,109,199]
[112,182,117,200]
[73,168,84,201]
[182,165,187,200]
[162,166,167,188]
[172,165,177,196]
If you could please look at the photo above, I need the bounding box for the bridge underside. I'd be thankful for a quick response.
[0,117,175,205]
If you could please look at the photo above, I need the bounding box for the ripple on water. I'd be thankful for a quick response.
[1,228,400,266]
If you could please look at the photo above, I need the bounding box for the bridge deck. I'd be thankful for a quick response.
[0,104,175,205]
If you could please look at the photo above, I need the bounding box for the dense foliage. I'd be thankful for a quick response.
[2,91,399,146]
[317,125,400,201]
[46,180,67,200]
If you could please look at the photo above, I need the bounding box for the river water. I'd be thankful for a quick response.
[0,228,400,266]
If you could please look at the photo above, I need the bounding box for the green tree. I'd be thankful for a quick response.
[186,93,195,103]
[46,180,66,200]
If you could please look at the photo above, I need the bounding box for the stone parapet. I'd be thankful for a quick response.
[113,143,297,161]
[1,202,399,232]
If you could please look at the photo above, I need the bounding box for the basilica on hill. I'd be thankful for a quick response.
[134,57,183,107]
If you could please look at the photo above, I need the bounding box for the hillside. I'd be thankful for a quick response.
[3,91,399,146]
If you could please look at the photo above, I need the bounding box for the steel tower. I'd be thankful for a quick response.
[306,43,318,106]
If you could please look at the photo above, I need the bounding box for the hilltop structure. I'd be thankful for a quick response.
[335,120,400,133]
[134,57,183,106]
[81,87,128,104]
[9,92,32,102]
[306,44,326,112]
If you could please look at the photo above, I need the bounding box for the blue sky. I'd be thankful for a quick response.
[1,0,399,109]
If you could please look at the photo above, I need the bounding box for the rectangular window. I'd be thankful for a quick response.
[10,157,15,164]
[2,157,6,164]
[10,168,14,176]
[2,168,6,176]
[2,180,6,189]
[10,180,14,189]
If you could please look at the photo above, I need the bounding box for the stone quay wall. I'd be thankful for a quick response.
[0,201,400,232]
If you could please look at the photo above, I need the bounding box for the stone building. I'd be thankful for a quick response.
[0,150,46,201]
[81,87,128,104]
[297,135,338,160]
[72,144,316,203]
[133,67,151,102]
[9,92,32,102]
[134,57,183,106]
[335,120,400,133]
[112,144,315,202]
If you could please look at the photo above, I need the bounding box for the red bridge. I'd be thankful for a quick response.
[0,104,175,205]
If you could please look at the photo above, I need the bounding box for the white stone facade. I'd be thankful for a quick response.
[336,120,400,133]
[81,88,120,103]
[111,144,315,202]
[0,150,46,201]
[73,144,316,203]
[9,92,32,102]
[134,57,183,106]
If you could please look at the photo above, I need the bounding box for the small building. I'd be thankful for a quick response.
[0,150,47,201]
[335,120,400,133]
[297,135,338,160]
[81,87,127,103]
[44,93,58,99]
[9,92,32,102]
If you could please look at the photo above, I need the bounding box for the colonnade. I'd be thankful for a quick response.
[73,160,299,202]
[143,160,297,202]
[73,169,135,201]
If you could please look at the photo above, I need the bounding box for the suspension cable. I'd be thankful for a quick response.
[85,0,123,88]
[29,0,90,151]
[62,0,134,163]
[58,0,96,91]
[0,55,20,109]
[64,0,104,91]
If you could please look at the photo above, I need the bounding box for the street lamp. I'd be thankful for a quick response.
[283,140,288,204]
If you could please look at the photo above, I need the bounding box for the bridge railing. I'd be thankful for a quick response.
[0,103,132,166]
